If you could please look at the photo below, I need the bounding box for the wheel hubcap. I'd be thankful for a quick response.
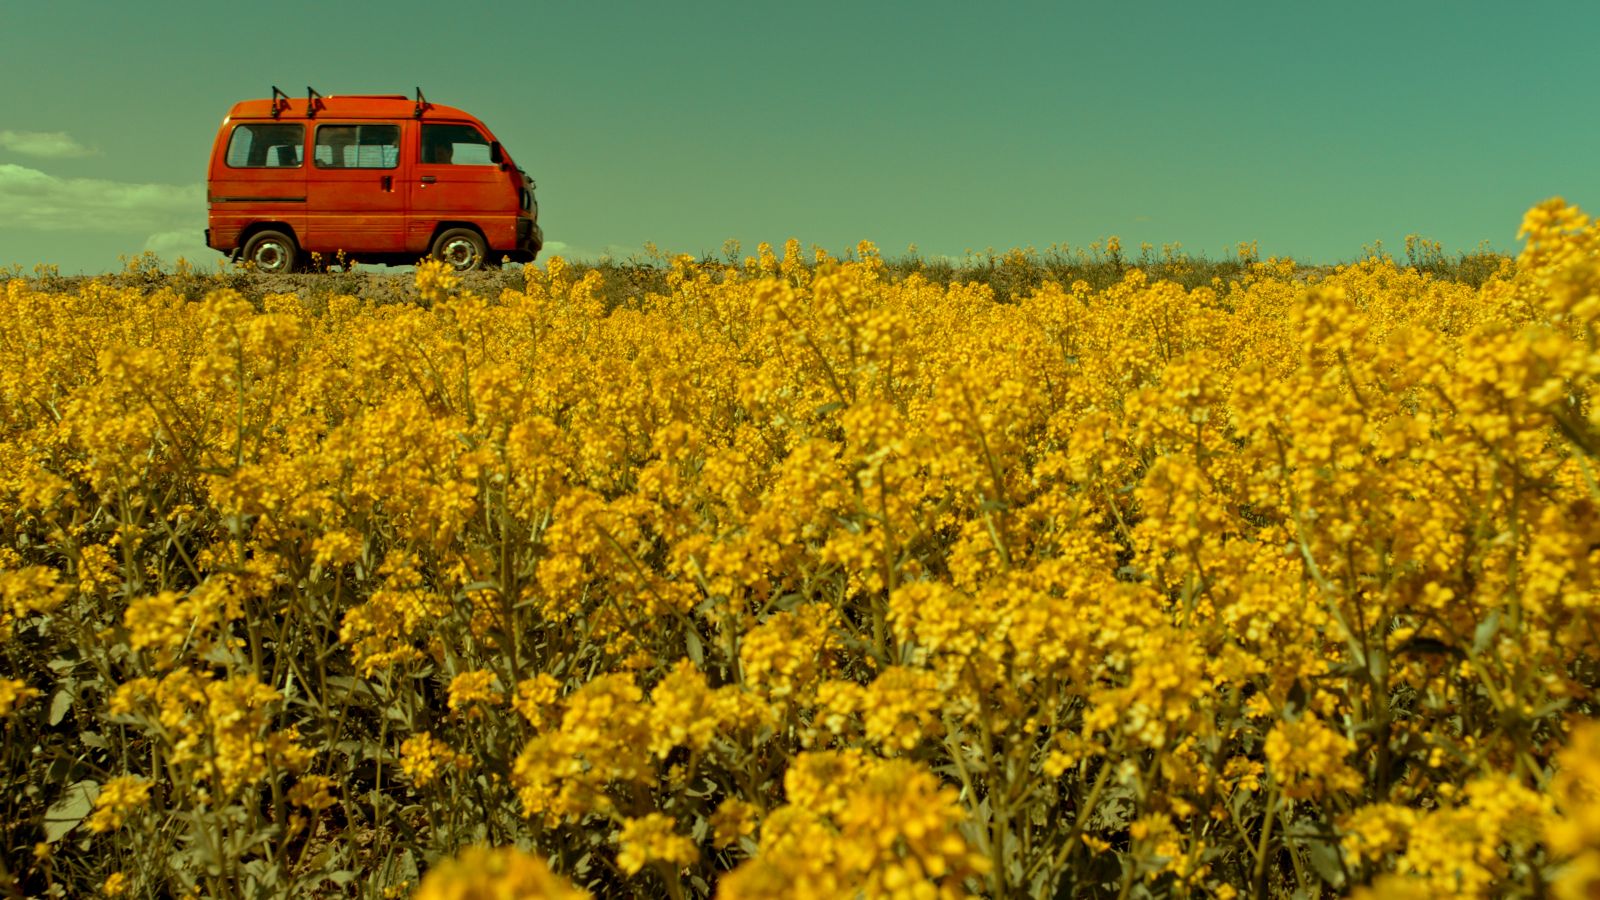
[441,238,478,269]
[254,243,285,272]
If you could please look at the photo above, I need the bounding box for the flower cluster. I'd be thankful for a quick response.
[1,206,1597,897]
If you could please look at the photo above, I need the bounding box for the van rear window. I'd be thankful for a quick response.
[226,124,304,168]
[314,125,400,169]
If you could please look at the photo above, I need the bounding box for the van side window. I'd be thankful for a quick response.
[226,124,304,168]
[314,125,400,169]
[422,124,493,165]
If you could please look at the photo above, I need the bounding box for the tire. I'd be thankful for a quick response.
[431,228,488,272]
[241,229,298,274]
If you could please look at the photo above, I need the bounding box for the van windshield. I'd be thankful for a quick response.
[422,124,493,166]
[226,123,304,168]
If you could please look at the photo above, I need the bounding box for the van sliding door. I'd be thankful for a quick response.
[305,123,406,256]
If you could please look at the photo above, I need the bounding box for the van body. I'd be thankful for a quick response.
[206,91,541,272]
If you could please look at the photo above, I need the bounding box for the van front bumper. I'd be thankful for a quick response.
[516,217,542,253]
[508,217,543,262]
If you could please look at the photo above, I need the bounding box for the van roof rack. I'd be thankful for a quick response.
[268,86,423,117]
[269,85,290,119]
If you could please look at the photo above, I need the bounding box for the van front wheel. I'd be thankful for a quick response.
[243,230,298,274]
[432,228,487,272]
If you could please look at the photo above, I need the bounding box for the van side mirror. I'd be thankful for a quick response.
[490,141,504,163]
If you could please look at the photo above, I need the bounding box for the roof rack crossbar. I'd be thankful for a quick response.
[270,85,290,119]
[306,86,324,118]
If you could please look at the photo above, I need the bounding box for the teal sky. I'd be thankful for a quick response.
[2,0,1595,273]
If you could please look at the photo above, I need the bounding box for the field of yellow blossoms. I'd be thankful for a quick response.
[2,201,1599,899]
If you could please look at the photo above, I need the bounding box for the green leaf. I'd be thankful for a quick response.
[396,849,419,884]
[48,686,73,727]
[813,401,845,417]
[1473,609,1501,654]
[1305,839,1346,888]
[243,859,280,889]
[685,627,704,665]
[44,779,99,843]
[1531,698,1572,719]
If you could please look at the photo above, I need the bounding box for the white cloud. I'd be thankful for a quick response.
[0,163,202,232]
[539,241,669,263]
[142,229,219,268]
[0,130,96,159]
[540,240,585,259]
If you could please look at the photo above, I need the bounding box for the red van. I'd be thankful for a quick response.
[206,88,541,272]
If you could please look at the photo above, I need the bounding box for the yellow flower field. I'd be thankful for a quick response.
[2,202,1599,898]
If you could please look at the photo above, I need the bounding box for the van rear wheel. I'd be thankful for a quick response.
[431,228,487,272]
[242,230,298,274]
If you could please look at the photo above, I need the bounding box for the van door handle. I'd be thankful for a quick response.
[420,175,437,184]
[381,175,393,191]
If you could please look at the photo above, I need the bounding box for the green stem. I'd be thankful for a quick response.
[1252,786,1281,900]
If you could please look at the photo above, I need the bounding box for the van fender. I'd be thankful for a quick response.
[234,222,301,256]
[427,221,487,248]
